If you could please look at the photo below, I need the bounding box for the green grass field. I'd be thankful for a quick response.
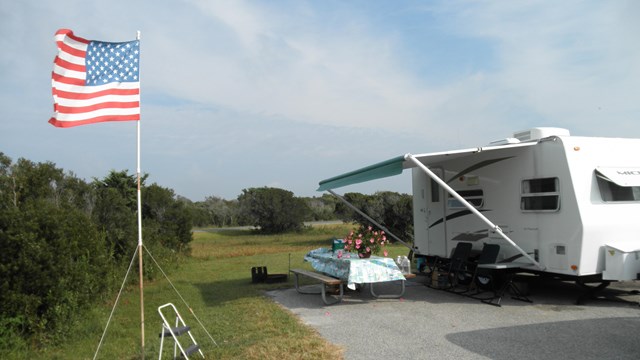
[17,223,412,360]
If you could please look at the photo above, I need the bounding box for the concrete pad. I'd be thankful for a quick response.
[267,276,640,359]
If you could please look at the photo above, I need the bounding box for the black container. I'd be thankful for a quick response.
[251,266,287,283]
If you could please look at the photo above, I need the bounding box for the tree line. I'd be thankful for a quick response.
[185,192,339,228]
[186,190,413,240]
[0,152,412,347]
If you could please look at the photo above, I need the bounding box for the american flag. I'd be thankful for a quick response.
[49,29,140,128]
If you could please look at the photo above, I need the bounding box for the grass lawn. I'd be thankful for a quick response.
[19,223,412,360]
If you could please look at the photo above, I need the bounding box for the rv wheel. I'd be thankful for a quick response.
[476,272,506,291]
[477,275,491,288]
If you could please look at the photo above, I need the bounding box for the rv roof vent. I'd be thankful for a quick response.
[513,127,570,141]
[489,137,521,146]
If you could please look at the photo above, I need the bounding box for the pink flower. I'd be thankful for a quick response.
[383,249,389,257]
[343,225,389,257]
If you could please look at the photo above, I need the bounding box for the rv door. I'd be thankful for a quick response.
[427,167,447,257]
[413,166,447,257]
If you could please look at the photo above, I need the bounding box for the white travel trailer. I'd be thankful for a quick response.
[318,128,640,282]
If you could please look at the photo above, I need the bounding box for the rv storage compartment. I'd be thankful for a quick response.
[602,243,640,281]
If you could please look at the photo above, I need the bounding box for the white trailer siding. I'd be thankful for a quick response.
[565,136,640,277]
[534,138,582,276]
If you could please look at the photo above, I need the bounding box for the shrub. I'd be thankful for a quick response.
[0,201,112,338]
[238,187,310,233]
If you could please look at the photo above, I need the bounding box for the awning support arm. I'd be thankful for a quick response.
[327,189,417,253]
[405,153,545,270]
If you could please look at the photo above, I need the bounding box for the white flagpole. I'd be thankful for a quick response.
[135,30,145,358]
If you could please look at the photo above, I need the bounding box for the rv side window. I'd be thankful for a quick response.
[448,189,484,209]
[596,175,640,202]
[521,178,559,211]
[430,178,440,202]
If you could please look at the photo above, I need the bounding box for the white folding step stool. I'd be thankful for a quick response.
[158,303,205,359]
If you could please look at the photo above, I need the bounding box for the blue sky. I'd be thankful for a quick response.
[1,0,639,201]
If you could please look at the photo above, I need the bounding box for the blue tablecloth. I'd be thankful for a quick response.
[304,248,407,289]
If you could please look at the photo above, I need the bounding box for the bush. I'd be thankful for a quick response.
[0,156,194,348]
[0,201,112,338]
[143,184,193,253]
[238,187,310,233]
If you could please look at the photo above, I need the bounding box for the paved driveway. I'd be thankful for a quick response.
[267,275,640,359]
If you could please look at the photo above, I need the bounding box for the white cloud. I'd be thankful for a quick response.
[145,1,639,145]
[430,0,640,138]
[141,0,442,133]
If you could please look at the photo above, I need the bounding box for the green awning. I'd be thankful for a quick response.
[317,155,406,191]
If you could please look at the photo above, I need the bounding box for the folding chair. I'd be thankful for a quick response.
[452,243,500,294]
[427,242,473,290]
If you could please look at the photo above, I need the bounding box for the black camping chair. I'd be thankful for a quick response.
[452,243,500,294]
[466,245,532,306]
[427,242,473,290]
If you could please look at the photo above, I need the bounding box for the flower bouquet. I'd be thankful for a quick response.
[343,224,388,258]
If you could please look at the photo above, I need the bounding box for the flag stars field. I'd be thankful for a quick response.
[86,41,140,85]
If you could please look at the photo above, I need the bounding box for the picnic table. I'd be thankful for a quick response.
[303,248,409,290]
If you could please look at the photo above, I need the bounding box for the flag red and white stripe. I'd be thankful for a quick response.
[49,29,140,128]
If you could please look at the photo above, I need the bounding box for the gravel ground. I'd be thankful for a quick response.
[267,275,640,360]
